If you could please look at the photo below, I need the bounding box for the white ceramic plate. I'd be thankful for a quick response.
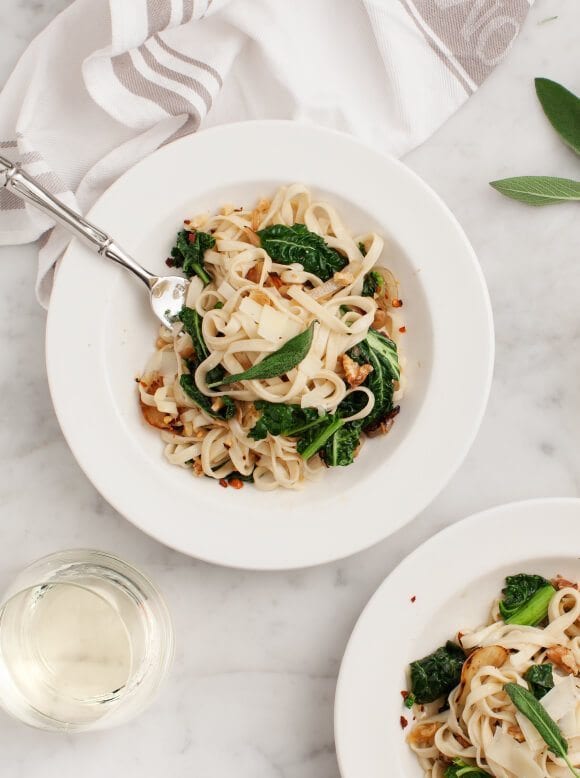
[334,498,580,777]
[46,121,493,570]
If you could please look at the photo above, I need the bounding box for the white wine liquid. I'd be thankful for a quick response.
[0,582,133,726]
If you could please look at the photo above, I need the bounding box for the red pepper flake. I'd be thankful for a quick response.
[165,257,175,267]
[229,478,244,490]
[188,231,198,244]
[219,478,228,488]
[399,325,406,333]
[400,716,408,729]
[410,595,416,603]
[401,690,410,702]
[392,298,403,308]
[184,219,191,225]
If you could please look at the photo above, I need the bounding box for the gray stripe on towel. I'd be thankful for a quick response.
[153,32,223,87]
[112,52,201,130]
[140,43,212,112]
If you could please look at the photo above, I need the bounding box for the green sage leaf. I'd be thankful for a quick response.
[535,77,580,156]
[489,176,580,206]
[216,322,316,385]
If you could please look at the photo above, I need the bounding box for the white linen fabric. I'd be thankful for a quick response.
[0,0,532,305]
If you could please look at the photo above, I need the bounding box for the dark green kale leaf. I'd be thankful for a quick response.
[499,574,556,625]
[295,390,370,466]
[525,664,554,699]
[347,329,400,431]
[365,328,401,381]
[410,641,465,704]
[296,414,344,460]
[248,401,324,441]
[357,241,367,257]
[180,372,235,421]
[336,387,368,419]
[171,229,215,284]
[248,399,360,467]
[320,420,362,466]
[257,224,347,281]
[179,306,225,385]
[444,758,490,777]
[362,270,384,297]
[179,306,208,360]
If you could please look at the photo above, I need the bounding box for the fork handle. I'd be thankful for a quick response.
[0,156,155,288]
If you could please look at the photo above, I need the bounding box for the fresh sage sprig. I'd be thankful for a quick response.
[490,77,580,206]
[209,321,316,386]
[504,682,580,777]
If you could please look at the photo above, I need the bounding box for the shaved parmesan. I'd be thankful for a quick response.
[217,279,236,301]
[258,306,299,343]
[487,730,543,778]
[560,708,579,739]
[234,312,259,338]
[298,354,323,378]
[542,675,578,722]
[239,297,263,323]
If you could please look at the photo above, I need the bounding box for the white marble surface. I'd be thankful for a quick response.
[0,1,579,775]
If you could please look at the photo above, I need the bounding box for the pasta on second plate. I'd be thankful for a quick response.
[406,574,580,778]
[138,184,404,491]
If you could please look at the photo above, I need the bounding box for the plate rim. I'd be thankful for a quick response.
[45,119,494,570]
[334,496,580,776]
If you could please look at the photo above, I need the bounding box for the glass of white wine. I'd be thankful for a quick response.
[0,549,174,732]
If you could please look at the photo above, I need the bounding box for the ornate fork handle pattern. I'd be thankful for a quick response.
[0,155,154,288]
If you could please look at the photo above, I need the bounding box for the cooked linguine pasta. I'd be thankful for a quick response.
[138,184,404,491]
[407,575,580,778]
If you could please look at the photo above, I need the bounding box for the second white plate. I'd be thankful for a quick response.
[334,498,580,777]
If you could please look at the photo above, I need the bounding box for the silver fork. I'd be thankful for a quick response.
[0,156,188,328]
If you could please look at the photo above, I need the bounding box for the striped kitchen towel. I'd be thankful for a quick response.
[0,0,532,305]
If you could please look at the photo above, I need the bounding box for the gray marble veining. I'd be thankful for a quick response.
[0,0,578,776]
